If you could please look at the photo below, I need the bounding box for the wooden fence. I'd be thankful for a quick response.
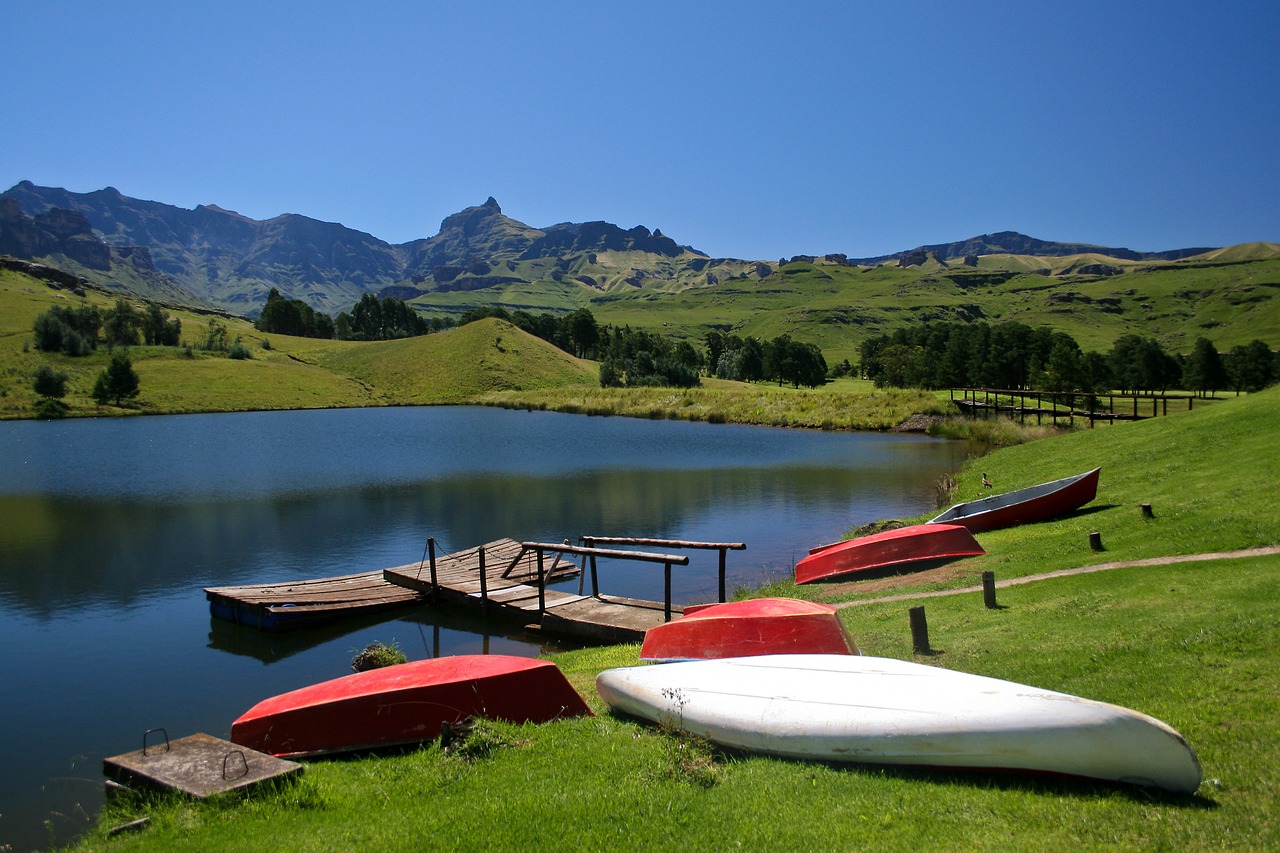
[949,387,1207,427]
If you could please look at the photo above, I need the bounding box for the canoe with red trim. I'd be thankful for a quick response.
[929,468,1101,533]
[795,523,984,584]
[640,597,859,661]
[230,655,591,758]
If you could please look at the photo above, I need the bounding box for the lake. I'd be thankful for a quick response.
[0,406,966,850]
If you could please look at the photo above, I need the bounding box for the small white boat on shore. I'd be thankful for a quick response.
[596,654,1201,793]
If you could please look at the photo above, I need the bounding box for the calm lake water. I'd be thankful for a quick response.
[0,406,966,850]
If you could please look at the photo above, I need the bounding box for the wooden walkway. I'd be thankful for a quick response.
[949,387,1210,427]
[383,538,677,643]
[385,537,746,643]
[208,536,745,644]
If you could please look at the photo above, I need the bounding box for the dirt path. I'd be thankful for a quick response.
[828,545,1280,609]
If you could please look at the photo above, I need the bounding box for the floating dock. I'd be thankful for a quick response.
[384,537,745,643]
[209,536,744,644]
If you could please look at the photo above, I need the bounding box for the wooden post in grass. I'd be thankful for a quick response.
[1089,532,1104,551]
[982,571,998,609]
[1141,503,1154,518]
[909,606,930,653]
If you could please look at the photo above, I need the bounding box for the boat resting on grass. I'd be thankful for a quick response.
[930,467,1101,533]
[794,523,984,584]
[231,655,591,758]
[640,598,859,661]
[596,654,1201,794]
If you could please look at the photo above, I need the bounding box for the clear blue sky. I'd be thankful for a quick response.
[3,1,1276,260]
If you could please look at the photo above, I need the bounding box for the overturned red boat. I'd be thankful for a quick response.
[795,523,985,585]
[640,597,859,661]
[231,655,591,758]
[929,467,1101,533]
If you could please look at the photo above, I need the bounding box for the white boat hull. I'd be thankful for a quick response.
[596,654,1201,793]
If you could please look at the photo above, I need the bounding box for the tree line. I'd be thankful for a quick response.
[859,320,1278,396]
[32,298,181,355]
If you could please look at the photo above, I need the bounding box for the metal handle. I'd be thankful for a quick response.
[223,749,249,780]
[142,727,169,756]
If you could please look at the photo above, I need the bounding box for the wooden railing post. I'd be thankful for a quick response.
[428,537,438,600]
[477,546,488,614]
[717,547,727,603]
[664,562,672,622]
[536,548,546,614]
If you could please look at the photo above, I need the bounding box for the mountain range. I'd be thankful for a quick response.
[0,180,1231,317]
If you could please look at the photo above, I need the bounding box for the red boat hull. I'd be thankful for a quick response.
[230,655,591,758]
[640,598,859,661]
[795,523,985,584]
[929,468,1101,533]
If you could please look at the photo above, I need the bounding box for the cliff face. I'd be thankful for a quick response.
[0,199,110,268]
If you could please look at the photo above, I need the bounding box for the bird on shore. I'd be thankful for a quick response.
[982,473,993,489]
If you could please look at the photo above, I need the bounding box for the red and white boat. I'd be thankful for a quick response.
[795,523,984,584]
[930,468,1101,533]
[640,598,859,661]
[231,655,592,758]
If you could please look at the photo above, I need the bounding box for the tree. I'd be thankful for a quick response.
[203,319,229,352]
[704,331,727,376]
[33,364,68,399]
[142,303,181,346]
[32,305,100,356]
[559,308,601,359]
[102,299,142,348]
[1182,337,1228,397]
[92,350,140,406]
[1040,334,1083,393]
[1225,339,1277,393]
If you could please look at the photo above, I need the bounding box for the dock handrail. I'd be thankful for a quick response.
[523,540,691,622]
[578,536,746,612]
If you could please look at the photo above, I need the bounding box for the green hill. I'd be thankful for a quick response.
[0,269,595,418]
[586,254,1280,362]
[313,318,598,404]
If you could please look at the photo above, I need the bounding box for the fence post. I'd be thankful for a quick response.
[909,606,930,654]
[982,571,998,609]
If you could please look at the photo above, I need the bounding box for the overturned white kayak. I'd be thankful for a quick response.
[596,654,1201,793]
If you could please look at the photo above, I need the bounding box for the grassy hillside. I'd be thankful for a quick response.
[583,255,1280,363]
[0,271,594,418]
[758,383,1280,606]
[311,318,597,404]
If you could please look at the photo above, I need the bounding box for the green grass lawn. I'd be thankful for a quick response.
[75,388,1279,851]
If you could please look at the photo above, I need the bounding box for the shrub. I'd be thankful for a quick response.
[351,641,407,672]
[228,338,253,360]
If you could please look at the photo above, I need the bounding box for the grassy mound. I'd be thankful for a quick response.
[314,318,598,404]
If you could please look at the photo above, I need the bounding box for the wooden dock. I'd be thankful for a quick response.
[208,536,745,645]
[385,537,745,644]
